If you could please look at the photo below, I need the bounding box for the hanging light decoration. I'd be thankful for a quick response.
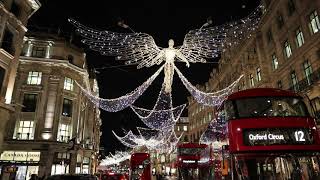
[100,150,131,166]
[174,65,243,106]
[76,65,164,112]
[130,78,186,130]
[113,127,181,153]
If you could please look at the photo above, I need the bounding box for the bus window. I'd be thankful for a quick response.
[232,155,320,180]
[234,97,309,118]
[224,100,235,120]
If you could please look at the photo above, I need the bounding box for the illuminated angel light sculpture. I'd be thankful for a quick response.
[69,5,262,111]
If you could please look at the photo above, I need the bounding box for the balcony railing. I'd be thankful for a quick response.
[289,68,320,92]
[15,133,33,140]
[58,135,70,143]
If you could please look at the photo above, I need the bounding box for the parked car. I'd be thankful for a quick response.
[45,174,98,180]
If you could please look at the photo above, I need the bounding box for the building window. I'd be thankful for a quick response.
[295,28,304,47]
[290,71,299,91]
[16,121,34,140]
[31,46,46,58]
[183,126,188,131]
[249,74,255,87]
[57,123,70,142]
[256,67,262,82]
[287,0,295,16]
[64,77,74,91]
[241,81,245,90]
[309,10,320,34]
[317,49,320,59]
[1,27,14,55]
[62,98,72,117]
[271,54,279,70]
[277,80,282,89]
[10,1,21,18]
[284,40,292,58]
[177,126,180,131]
[0,66,5,93]
[184,136,188,142]
[67,55,74,64]
[22,94,37,112]
[277,14,284,29]
[266,29,273,43]
[27,71,42,85]
[303,60,313,85]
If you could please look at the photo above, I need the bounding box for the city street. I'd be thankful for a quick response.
[0,0,320,180]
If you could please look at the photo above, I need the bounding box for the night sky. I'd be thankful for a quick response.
[29,0,260,153]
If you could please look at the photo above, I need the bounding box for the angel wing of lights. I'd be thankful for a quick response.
[222,4,263,49]
[75,65,164,112]
[69,4,262,68]
[68,18,165,69]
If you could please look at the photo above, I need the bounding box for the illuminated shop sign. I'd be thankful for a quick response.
[243,128,313,146]
[0,151,40,162]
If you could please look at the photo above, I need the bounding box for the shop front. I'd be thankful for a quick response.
[51,152,70,175]
[0,151,40,180]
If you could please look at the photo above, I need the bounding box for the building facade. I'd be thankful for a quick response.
[0,32,101,179]
[0,0,41,153]
[187,0,320,140]
[174,117,189,143]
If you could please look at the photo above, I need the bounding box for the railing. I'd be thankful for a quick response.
[16,133,33,140]
[58,135,70,143]
[289,68,320,92]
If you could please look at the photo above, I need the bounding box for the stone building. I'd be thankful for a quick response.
[187,0,320,140]
[0,32,102,179]
[0,0,41,153]
[174,117,189,143]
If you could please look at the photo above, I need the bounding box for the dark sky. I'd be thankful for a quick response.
[29,0,260,153]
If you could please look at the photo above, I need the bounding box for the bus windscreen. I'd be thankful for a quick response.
[227,97,309,119]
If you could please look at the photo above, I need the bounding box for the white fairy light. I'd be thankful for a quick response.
[113,127,181,153]
[131,104,185,130]
[174,65,243,106]
[100,150,131,166]
[130,77,186,130]
[76,65,164,112]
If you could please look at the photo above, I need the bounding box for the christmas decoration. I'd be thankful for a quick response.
[100,150,131,166]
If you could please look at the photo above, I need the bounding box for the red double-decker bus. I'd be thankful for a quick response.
[220,88,320,179]
[177,143,214,180]
[129,153,151,180]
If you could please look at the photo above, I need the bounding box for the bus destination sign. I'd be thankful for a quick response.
[243,128,313,146]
